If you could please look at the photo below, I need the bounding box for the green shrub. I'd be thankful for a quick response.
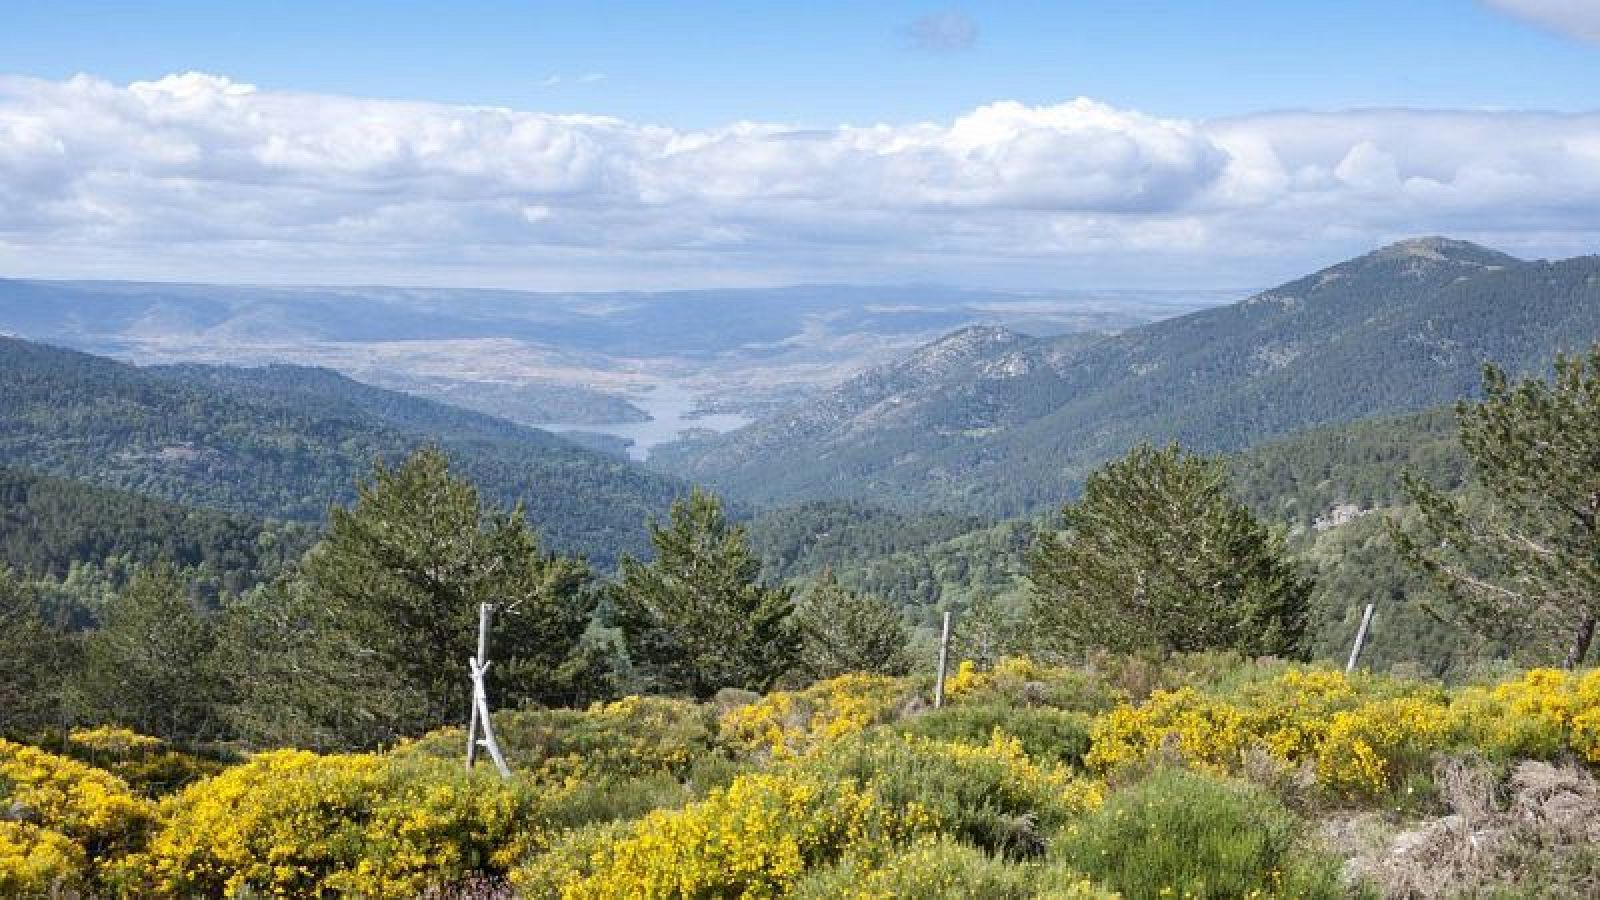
[791,835,1041,899]
[400,695,722,781]
[806,733,1101,860]
[901,704,1092,769]
[1053,768,1345,899]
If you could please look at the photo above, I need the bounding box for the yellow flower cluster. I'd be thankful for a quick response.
[1451,667,1600,762]
[122,749,535,898]
[0,738,156,859]
[67,726,164,756]
[721,673,908,759]
[0,821,87,896]
[526,770,929,899]
[62,726,223,797]
[946,656,1065,699]
[910,730,1104,817]
[1084,668,1451,799]
[1317,697,1449,797]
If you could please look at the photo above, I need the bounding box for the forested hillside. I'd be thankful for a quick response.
[655,239,1600,516]
[0,338,686,565]
[0,466,312,591]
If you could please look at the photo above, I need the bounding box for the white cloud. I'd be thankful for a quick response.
[1,72,1599,288]
[1482,0,1600,43]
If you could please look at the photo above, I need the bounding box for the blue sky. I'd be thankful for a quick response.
[1,1,1599,290]
[5,1,1597,127]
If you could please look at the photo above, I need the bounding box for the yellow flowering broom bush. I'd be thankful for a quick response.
[122,749,540,898]
[0,820,88,896]
[0,738,156,862]
[401,695,720,782]
[516,769,930,899]
[63,726,226,797]
[1449,667,1600,763]
[1084,668,1452,799]
[720,673,911,759]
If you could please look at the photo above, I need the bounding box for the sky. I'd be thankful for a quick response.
[2,0,1600,290]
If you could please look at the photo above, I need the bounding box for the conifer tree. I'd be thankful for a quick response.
[73,562,223,740]
[1393,347,1600,667]
[0,568,70,736]
[1027,443,1310,658]
[240,448,598,747]
[793,571,912,679]
[611,488,797,697]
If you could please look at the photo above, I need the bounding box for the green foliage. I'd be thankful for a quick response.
[70,563,226,742]
[794,572,912,679]
[1053,768,1346,899]
[1028,443,1312,659]
[1394,346,1600,667]
[226,449,600,748]
[0,568,70,736]
[900,705,1093,769]
[0,465,311,597]
[791,835,1046,899]
[611,489,798,698]
[0,338,682,566]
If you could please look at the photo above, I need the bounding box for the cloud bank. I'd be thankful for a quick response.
[2,72,1599,287]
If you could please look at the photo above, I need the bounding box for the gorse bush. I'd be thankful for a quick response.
[1450,667,1600,763]
[720,673,912,760]
[122,750,539,898]
[7,662,1600,897]
[402,695,722,781]
[900,704,1094,769]
[1087,668,1454,800]
[516,769,933,899]
[790,834,1113,899]
[62,726,227,797]
[810,732,1103,859]
[1054,768,1346,899]
[0,738,156,864]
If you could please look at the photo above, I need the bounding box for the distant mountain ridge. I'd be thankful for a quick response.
[0,339,685,565]
[651,237,1600,515]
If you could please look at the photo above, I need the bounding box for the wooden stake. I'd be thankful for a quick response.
[1345,603,1375,674]
[934,610,952,709]
[466,602,512,778]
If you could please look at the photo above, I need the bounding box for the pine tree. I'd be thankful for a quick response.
[611,489,797,697]
[243,447,598,747]
[0,568,70,736]
[1026,443,1311,658]
[793,571,912,679]
[1393,347,1600,668]
[954,593,1021,670]
[72,562,224,741]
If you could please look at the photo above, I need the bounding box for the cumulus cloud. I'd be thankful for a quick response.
[1,72,1599,287]
[1482,0,1600,42]
[905,10,979,52]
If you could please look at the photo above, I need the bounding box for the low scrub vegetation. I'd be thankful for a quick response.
[7,656,1600,897]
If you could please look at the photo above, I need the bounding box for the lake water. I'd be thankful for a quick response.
[534,382,751,461]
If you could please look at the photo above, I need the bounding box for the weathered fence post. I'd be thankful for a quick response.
[1345,603,1375,674]
[466,601,512,778]
[933,610,953,709]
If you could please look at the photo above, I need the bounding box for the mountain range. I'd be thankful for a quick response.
[651,238,1600,516]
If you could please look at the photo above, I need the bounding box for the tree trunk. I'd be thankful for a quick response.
[1565,610,1597,670]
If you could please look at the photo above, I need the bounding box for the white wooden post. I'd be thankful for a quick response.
[466,602,512,778]
[1345,603,1375,674]
[933,610,953,709]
